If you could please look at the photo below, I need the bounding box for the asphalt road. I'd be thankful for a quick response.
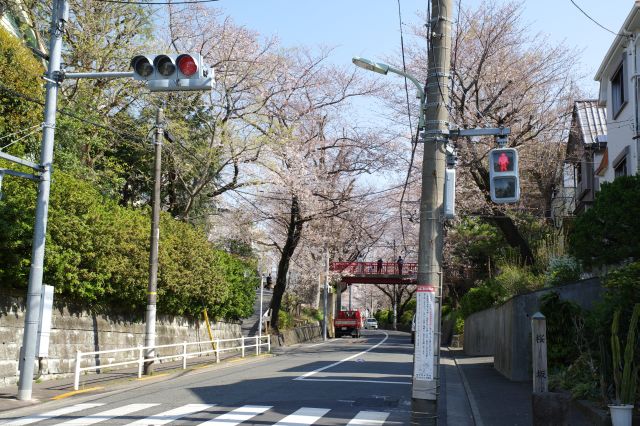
[1,330,414,425]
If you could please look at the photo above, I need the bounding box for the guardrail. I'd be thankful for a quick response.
[74,335,270,390]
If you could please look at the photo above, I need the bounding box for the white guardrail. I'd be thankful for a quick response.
[74,335,270,390]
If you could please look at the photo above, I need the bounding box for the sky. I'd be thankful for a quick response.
[211,0,632,96]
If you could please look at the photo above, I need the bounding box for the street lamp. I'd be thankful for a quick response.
[353,55,443,406]
[352,56,425,129]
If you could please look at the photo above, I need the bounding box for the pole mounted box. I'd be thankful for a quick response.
[489,148,520,204]
[130,53,214,92]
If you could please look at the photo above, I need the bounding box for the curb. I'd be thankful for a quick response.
[449,347,483,426]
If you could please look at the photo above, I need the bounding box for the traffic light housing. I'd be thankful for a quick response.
[489,148,520,203]
[130,53,214,92]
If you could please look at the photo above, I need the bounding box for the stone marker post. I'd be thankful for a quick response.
[532,312,548,393]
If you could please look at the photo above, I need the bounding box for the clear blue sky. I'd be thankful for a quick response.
[213,0,631,96]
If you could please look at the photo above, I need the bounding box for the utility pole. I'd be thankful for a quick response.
[412,0,452,419]
[144,107,164,375]
[322,244,329,341]
[17,0,67,401]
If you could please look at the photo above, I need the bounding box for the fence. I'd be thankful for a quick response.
[74,335,270,390]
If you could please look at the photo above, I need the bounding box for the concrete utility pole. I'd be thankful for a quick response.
[17,0,68,401]
[412,0,452,416]
[323,244,329,341]
[144,107,164,375]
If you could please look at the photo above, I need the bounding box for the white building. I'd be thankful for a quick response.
[594,3,640,182]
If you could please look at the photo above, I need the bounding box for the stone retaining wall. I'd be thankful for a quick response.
[0,295,241,386]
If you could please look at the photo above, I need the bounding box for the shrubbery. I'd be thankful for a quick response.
[0,171,257,320]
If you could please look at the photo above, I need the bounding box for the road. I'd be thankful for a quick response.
[1,330,414,425]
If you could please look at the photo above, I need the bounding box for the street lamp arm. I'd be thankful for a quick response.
[385,65,425,101]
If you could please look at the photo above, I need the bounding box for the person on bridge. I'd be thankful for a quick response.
[397,256,403,275]
[377,258,383,273]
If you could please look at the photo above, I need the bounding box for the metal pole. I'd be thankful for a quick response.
[258,274,264,347]
[144,107,164,375]
[412,0,452,413]
[348,285,352,311]
[323,244,329,341]
[17,0,67,401]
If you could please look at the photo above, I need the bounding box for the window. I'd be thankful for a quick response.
[613,146,629,178]
[614,156,628,178]
[611,58,627,118]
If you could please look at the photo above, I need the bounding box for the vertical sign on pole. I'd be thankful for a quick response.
[36,285,54,358]
[414,284,436,381]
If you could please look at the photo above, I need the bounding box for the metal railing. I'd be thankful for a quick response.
[330,261,418,275]
[74,335,270,390]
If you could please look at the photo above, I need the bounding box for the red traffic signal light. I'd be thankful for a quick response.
[130,53,213,92]
[177,54,198,77]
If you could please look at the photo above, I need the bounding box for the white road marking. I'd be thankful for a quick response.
[294,332,389,381]
[124,403,213,425]
[274,407,330,425]
[298,378,410,385]
[347,411,390,425]
[0,404,105,426]
[55,403,158,425]
[197,405,271,425]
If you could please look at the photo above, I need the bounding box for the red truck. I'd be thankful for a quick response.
[334,310,364,338]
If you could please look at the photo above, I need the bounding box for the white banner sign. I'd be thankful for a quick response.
[414,284,435,381]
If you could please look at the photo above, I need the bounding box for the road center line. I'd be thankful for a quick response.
[294,332,389,381]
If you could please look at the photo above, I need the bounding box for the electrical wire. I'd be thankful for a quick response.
[568,0,627,37]
[0,125,43,151]
[396,0,422,256]
[0,82,146,142]
[0,124,42,141]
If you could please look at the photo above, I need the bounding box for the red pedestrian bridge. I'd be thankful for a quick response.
[329,261,418,285]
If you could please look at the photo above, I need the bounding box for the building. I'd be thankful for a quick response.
[594,3,640,183]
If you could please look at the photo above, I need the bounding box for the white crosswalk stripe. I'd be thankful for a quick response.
[347,411,390,425]
[274,407,331,425]
[1,402,393,425]
[197,405,271,425]
[55,403,159,425]
[0,404,105,426]
[124,403,214,426]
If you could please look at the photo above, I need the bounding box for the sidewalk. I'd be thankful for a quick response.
[0,349,272,414]
[442,348,594,426]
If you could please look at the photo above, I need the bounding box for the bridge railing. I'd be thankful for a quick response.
[330,261,418,275]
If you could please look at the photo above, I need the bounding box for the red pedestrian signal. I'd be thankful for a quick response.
[489,148,519,203]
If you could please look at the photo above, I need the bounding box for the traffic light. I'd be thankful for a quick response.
[489,148,520,203]
[130,53,214,92]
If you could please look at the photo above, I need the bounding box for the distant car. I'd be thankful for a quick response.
[365,318,378,330]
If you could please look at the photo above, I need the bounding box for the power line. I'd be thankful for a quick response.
[568,0,627,37]
[0,82,146,142]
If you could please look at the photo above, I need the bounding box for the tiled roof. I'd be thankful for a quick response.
[574,100,607,145]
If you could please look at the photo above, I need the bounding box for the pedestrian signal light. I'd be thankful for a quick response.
[130,53,213,92]
[489,148,520,203]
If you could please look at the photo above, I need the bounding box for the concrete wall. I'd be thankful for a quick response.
[463,278,603,381]
[0,295,241,386]
[463,307,498,356]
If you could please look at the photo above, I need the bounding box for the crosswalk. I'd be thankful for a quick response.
[0,402,392,425]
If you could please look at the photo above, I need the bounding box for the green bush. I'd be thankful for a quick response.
[569,176,640,268]
[495,263,543,296]
[0,171,256,319]
[460,280,505,318]
[539,292,582,365]
[278,310,294,329]
[545,256,581,287]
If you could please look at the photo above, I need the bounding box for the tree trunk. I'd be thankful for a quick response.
[269,195,304,332]
[490,207,535,265]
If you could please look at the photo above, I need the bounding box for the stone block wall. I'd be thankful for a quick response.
[0,295,241,386]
